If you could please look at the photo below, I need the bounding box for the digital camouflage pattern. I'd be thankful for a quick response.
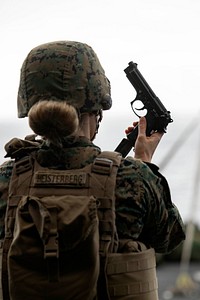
[0,137,185,253]
[17,41,112,118]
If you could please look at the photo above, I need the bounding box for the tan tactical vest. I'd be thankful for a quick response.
[2,138,158,300]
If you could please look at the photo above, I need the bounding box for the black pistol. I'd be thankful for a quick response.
[115,62,173,157]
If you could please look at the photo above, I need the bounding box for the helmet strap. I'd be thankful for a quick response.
[91,110,102,141]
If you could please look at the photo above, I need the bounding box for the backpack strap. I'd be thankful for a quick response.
[91,151,122,255]
[91,151,122,300]
[2,154,35,300]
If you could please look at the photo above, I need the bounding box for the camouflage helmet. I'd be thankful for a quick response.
[17,41,112,118]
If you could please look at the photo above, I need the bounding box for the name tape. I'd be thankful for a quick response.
[33,171,87,187]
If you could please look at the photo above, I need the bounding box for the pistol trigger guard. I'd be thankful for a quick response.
[131,98,147,118]
[135,105,145,111]
[133,108,142,118]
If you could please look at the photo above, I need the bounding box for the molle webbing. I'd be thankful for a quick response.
[91,151,122,255]
[91,151,122,300]
[106,248,158,299]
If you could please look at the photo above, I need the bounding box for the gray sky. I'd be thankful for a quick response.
[0,0,200,122]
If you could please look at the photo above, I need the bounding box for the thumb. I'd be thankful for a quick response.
[138,117,146,136]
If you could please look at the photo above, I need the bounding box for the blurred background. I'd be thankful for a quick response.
[1,0,200,225]
[1,0,200,298]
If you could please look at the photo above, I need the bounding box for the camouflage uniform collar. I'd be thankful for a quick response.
[37,136,101,169]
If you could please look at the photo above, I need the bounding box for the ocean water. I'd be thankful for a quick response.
[1,111,199,226]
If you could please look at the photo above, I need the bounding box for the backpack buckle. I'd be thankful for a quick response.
[44,234,59,259]
[44,206,59,259]
[44,234,59,282]
[44,218,59,282]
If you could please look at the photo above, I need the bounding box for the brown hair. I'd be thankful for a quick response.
[28,100,79,146]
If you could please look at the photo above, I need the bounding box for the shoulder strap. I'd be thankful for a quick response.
[2,153,36,300]
[91,151,122,300]
[91,151,122,253]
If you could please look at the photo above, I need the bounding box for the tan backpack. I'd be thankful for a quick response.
[2,137,158,300]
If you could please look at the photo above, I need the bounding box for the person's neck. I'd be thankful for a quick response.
[78,113,92,139]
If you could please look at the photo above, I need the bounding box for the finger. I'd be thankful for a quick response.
[125,120,139,134]
[125,126,133,134]
[132,121,138,127]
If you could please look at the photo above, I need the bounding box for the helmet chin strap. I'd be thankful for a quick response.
[91,110,103,141]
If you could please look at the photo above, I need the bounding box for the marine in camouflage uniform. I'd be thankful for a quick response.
[0,41,185,299]
[0,136,185,252]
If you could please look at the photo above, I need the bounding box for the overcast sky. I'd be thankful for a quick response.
[0,0,200,123]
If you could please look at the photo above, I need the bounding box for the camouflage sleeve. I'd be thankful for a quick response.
[115,157,185,254]
[0,160,14,239]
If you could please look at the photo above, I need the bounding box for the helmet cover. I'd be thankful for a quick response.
[17,41,112,117]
